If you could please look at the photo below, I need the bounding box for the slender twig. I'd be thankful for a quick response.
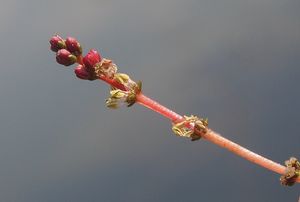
[136,92,300,183]
[50,34,300,186]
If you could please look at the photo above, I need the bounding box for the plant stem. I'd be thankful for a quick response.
[99,75,127,91]
[200,129,287,176]
[77,55,84,65]
[96,76,300,183]
[54,36,300,185]
[136,93,183,123]
[135,92,300,183]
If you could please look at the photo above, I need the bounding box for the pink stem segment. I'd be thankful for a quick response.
[136,92,300,183]
[200,129,287,176]
[96,75,300,183]
[99,75,127,91]
[136,93,184,123]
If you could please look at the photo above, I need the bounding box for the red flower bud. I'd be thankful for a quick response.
[74,65,90,80]
[74,65,97,80]
[56,49,77,66]
[49,35,66,52]
[83,49,101,69]
[65,37,82,56]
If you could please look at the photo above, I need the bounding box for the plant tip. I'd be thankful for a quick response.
[50,35,66,52]
[56,49,77,66]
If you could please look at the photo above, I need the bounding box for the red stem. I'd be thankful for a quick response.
[199,129,288,177]
[136,92,300,183]
[77,55,84,65]
[99,75,127,91]
[136,93,184,123]
[96,76,300,183]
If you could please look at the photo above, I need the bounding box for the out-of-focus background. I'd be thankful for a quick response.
[1,0,299,201]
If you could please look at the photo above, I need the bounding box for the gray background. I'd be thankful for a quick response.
[0,0,299,201]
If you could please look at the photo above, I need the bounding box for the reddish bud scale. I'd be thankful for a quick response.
[65,37,82,56]
[83,49,101,69]
[74,65,91,80]
[50,35,66,52]
[56,49,77,66]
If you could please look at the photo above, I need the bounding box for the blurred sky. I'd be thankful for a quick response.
[0,0,299,201]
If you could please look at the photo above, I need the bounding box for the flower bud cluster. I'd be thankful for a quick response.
[50,34,120,81]
[50,34,142,107]
[74,49,102,81]
[50,35,82,66]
